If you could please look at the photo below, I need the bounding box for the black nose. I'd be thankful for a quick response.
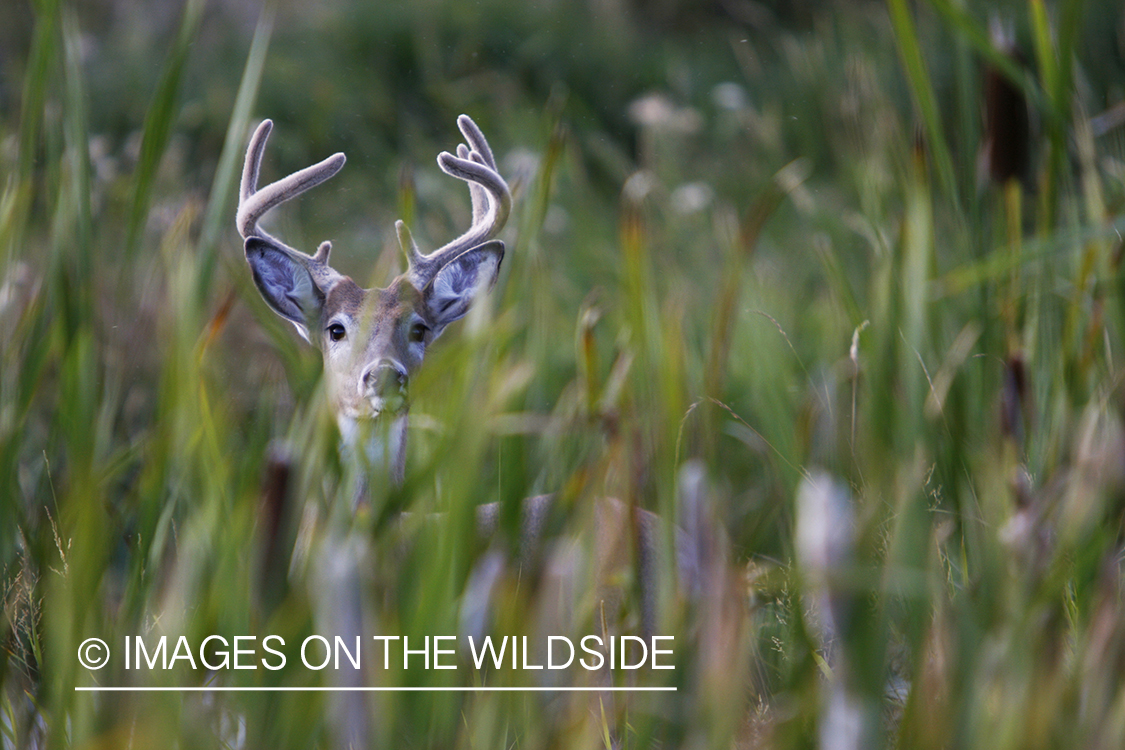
[363,360,407,397]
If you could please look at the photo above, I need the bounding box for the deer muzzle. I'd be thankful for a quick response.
[361,359,408,416]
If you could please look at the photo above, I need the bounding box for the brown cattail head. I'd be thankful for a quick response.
[256,443,293,613]
[1000,352,1029,445]
[981,17,1031,187]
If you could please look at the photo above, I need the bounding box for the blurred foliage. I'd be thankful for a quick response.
[3,0,1125,748]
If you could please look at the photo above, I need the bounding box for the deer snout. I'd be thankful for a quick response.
[360,360,408,415]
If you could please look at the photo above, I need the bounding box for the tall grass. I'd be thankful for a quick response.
[3,0,1125,747]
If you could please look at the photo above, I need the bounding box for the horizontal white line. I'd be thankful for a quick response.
[75,686,676,693]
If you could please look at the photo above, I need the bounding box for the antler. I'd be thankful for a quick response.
[397,115,511,287]
[237,119,346,261]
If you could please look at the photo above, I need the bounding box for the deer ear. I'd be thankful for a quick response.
[423,241,504,331]
[245,237,324,341]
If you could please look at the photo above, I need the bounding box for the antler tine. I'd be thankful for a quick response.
[240,119,272,206]
[453,114,501,227]
[438,149,511,235]
[403,115,511,286]
[456,143,486,224]
[237,119,347,254]
[455,114,498,171]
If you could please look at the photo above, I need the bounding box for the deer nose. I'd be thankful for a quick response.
[361,360,408,399]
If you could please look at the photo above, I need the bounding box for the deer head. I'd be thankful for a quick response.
[237,116,510,481]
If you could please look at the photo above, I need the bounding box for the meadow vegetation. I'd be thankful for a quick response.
[3,0,1125,747]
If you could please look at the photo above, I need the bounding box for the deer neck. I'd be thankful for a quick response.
[338,411,409,495]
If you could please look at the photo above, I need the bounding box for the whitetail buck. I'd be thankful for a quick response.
[237,115,509,487]
[236,115,669,575]
[236,117,717,744]
[237,110,717,599]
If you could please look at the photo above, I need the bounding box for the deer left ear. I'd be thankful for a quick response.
[423,240,504,331]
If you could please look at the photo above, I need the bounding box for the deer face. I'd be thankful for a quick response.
[243,235,504,422]
[237,114,508,435]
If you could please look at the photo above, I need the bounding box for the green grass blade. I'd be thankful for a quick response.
[6,0,60,262]
[17,0,59,185]
[61,9,92,272]
[1030,0,1084,231]
[704,158,810,400]
[124,0,206,258]
[886,0,960,207]
[1029,0,1060,230]
[196,5,276,300]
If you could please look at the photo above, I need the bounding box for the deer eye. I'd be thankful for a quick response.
[408,322,429,344]
[327,323,347,342]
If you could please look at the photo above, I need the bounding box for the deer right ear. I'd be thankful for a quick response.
[245,237,324,341]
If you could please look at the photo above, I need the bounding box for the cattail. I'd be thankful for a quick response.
[256,442,292,613]
[999,353,1028,444]
[981,17,1030,187]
